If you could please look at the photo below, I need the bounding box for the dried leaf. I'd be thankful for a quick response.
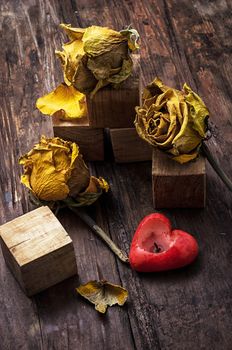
[108,57,133,85]
[120,27,140,51]
[76,280,128,313]
[69,176,109,207]
[36,84,87,120]
[183,83,209,138]
[135,78,209,163]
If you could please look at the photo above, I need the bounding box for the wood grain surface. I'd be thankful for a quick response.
[1,1,232,349]
[152,149,206,208]
[53,116,105,161]
[0,206,77,296]
[110,128,152,162]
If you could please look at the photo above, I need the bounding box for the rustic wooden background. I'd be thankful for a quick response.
[1,0,232,349]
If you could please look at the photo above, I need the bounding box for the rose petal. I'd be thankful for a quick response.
[76,280,128,314]
[36,84,87,120]
[183,83,209,138]
[82,26,127,57]
[56,39,85,86]
[59,23,85,40]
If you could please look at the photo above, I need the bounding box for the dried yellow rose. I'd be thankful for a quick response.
[57,24,139,96]
[19,136,109,205]
[36,24,139,121]
[135,78,209,164]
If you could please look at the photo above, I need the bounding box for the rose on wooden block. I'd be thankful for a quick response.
[135,77,232,191]
[135,77,209,164]
[36,24,139,121]
[56,24,139,96]
[19,136,108,207]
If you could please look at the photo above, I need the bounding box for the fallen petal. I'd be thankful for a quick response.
[76,280,128,313]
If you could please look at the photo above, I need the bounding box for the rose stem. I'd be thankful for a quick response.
[202,142,232,192]
[68,206,129,264]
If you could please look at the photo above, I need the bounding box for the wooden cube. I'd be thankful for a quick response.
[86,54,141,128]
[0,206,77,296]
[152,149,206,208]
[53,115,104,161]
[110,128,152,163]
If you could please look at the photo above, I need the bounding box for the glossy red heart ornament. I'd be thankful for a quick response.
[129,213,199,272]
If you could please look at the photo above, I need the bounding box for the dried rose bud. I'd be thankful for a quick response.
[57,24,139,96]
[36,25,139,121]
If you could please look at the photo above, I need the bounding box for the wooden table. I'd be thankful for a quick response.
[1,1,232,349]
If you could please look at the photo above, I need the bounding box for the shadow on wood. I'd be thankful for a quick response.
[53,115,104,161]
[110,128,152,162]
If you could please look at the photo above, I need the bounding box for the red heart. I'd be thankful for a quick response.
[129,213,199,272]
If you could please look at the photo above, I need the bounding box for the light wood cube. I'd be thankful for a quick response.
[86,54,141,128]
[152,149,206,208]
[110,128,152,163]
[0,206,77,296]
[53,116,104,161]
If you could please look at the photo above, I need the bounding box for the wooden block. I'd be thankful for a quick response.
[110,128,152,163]
[152,149,206,208]
[0,206,77,296]
[86,54,141,128]
[53,115,104,161]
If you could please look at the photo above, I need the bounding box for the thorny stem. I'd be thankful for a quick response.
[202,142,232,192]
[69,206,129,264]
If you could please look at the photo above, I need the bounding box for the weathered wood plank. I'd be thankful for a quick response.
[0,0,57,348]
[110,128,152,163]
[152,149,206,208]
[75,0,232,349]
[0,0,232,350]
[95,160,232,350]
[53,116,105,161]
[35,205,135,350]
[0,1,137,349]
